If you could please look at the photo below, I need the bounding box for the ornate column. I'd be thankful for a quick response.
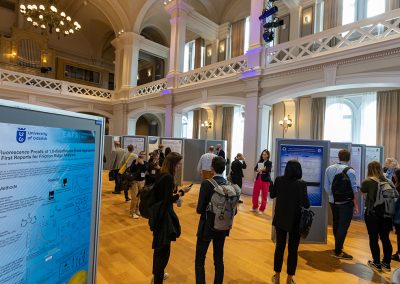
[111,32,142,96]
[164,0,193,87]
[246,0,265,69]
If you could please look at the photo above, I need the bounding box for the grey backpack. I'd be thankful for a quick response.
[206,179,241,231]
[373,179,399,218]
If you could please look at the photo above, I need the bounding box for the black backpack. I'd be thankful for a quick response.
[331,167,354,203]
[139,183,156,219]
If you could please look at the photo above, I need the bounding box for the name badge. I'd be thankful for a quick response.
[151,170,155,175]
[141,172,145,178]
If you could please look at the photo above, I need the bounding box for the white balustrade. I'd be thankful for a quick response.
[178,56,247,87]
[265,9,400,67]
[130,79,167,97]
[0,68,112,100]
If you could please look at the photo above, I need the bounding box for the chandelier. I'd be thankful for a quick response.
[19,1,81,37]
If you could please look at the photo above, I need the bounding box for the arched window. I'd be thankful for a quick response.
[324,101,353,142]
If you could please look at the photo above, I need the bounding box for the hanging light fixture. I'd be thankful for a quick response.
[19,1,81,37]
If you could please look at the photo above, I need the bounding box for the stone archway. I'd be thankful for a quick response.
[135,113,162,136]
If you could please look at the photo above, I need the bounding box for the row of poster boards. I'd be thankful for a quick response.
[275,139,384,244]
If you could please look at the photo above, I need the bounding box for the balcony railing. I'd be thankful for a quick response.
[264,8,400,67]
[178,56,247,87]
[130,78,167,98]
[0,68,113,100]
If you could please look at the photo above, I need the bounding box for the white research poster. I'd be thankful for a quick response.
[0,123,96,284]
[161,139,183,154]
[122,136,145,155]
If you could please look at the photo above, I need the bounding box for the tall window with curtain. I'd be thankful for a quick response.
[183,40,195,72]
[323,94,377,144]
[230,106,245,162]
[231,19,245,58]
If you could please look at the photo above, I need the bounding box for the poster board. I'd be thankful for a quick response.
[351,144,366,219]
[122,136,146,155]
[0,99,103,284]
[183,139,206,182]
[275,139,329,243]
[365,146,384,177]
[329,143,352,165]
[147,136,160,156]
[161,138,184,185]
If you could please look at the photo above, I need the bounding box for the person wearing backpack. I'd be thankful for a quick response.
[150,152,191,284]
[270,160,310,284]
[129,150,148,219]
[324,149,359,260]
[361,161,398,272]
[195,156,241,284]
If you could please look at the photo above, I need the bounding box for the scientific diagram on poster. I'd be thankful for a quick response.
[0,123,96,284]
[122,136,145,155]
[280,144,324,207]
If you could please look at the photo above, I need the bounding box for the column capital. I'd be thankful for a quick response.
[111,32,143,50]
[164,0,194,18]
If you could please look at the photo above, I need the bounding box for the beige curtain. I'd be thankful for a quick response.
[194,37,204,69]
[377,90,400,159]
[192,109,199,139]
[391,0,400,9]
[231,19,245,58]
[323,0,342,30]
[311,97,326,140]
[222,107,234,161]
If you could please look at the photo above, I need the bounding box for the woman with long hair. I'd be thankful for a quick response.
[270,160,309,284]
[151,152,190,284]
[361,161,394,272]
[251,149,272,214]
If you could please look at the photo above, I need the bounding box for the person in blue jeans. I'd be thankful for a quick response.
[324,149,359,260]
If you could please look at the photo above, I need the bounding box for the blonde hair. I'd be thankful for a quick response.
[384,157,399,169]
[367,161,385,179]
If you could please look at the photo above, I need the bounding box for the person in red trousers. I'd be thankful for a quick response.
[251,149,272,215]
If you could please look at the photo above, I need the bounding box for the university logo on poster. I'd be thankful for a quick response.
[16,128,26,143]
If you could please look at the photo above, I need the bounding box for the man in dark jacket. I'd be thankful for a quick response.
[230,153,246,203]
[195,156,230,284]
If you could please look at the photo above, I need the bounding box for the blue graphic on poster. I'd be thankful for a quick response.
[280,145,324,206]
[0,123,96,284]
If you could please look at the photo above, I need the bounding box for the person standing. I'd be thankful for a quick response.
[146,150,161,185]
[158,144,165,166]
[150,152,190,284]
[271,160,310,284]
[215,144,225,159]
[361,161,395,272]
[118,144,137,202]
[230,153,246,203]
[195,156,234,284]
[251,149,272,214]
[111,141,125,194]
[324,149,359,260]
[197,146,217,180]
[129,150,148,219]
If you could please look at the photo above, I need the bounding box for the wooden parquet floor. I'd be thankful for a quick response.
[97,173,398,284]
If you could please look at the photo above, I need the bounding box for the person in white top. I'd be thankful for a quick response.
[197,146,218,180]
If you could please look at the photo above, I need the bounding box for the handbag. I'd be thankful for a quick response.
[108,170,115,181]
[122,168,139,182]
[299,207,315,239]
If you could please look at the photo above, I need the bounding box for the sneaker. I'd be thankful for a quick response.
[250,208,257,212]
[125,198,131,202]
[136,211,141,216]
[271,274,280,284]
[151,273,169,284]
[381,261,391,272]
[132,213,139,219]
[392,253,400,261]
[257,210,264,215]
[286,279,295,284]
[368,260,382,272]
[332,251,353,260]
[238,200,244,204]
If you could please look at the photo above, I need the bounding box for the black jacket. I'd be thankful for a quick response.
[217,149,225,159]
[230,159,247,178]
[130,160,148,181]
[196,176,230,239]
[254,160,272,182]
[151,173,181,249]
[270,176,310,233]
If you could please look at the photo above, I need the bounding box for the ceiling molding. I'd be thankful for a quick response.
[282,0,301,10]
[140,37,170,59]
[187,10,219,41]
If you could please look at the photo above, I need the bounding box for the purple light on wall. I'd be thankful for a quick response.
[240,69,258,79]
[161,89,172,95]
